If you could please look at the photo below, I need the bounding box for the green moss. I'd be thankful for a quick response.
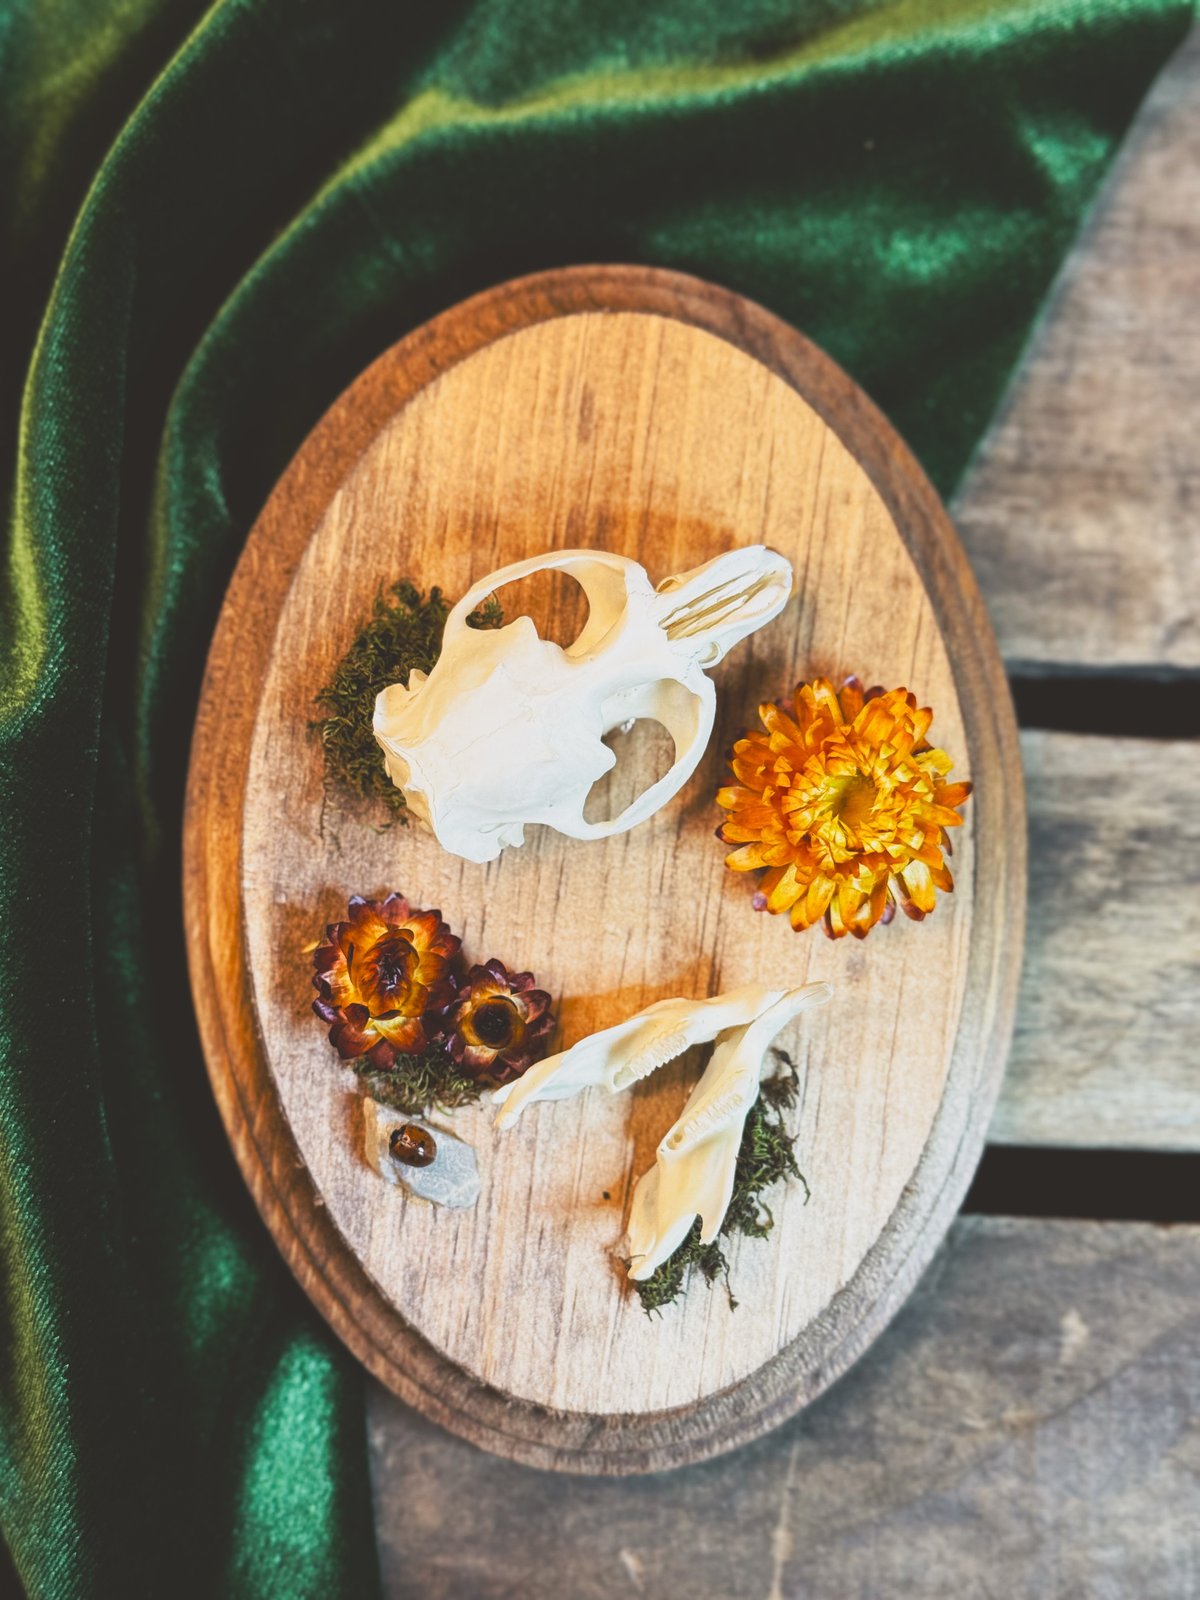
[311,580,502,819]
[353,1051,484,1117]
[633,1051,809,1314]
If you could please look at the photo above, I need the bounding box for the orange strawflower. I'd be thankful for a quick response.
[716,677,971,939]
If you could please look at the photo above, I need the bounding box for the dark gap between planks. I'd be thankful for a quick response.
[1009,672,1200,739]
[965,1148,1200,1223]
[973,672,1198,1223]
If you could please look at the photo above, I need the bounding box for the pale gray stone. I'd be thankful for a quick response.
[361,1097,480,1209]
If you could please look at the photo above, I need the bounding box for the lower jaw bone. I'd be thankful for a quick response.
[625,985,831,1281]
[491,981,832,1283]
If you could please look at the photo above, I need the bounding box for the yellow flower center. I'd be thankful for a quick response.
[823,771,877,832]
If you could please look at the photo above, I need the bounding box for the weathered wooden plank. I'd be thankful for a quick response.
[369,1216,1200,1599]
[993,730,1200,1150]
[953,27,1200,671]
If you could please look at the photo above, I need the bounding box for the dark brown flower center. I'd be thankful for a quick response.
[358,931,418,1012]
[468,994,523,1052]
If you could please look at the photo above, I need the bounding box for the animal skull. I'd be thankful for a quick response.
[373,546,793,863]
[492,981,831,1281]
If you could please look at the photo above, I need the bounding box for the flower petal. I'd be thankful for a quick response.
[521,988,553,1023]
[365,1037,397,1071]
[329,1012,376,1059]
[766,863,803,914]
[373,1011,426,1052]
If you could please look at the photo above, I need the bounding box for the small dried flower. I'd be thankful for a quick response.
[312,893,460,1067]
[716,676,971,939]
[447,960,554,1085]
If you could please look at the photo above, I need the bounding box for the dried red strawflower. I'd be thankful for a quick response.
[312,893,460,1067]
[446,960,554,1085]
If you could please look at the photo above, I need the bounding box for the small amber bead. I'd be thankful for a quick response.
[389,1123,436,1168]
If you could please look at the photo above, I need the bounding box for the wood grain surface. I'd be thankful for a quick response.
[184,266,1024,1471]
[991,731,1200,1151]
[370,1216,1200,1600]
[954,27,1200,672]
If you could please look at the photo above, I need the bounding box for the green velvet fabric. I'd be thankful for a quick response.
[0,1,1192,1594]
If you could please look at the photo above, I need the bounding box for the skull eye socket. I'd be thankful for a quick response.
[486,568,592,653]
[583,716,679,826]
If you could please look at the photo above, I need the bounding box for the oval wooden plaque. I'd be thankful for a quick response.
[184,266,1025,1474]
